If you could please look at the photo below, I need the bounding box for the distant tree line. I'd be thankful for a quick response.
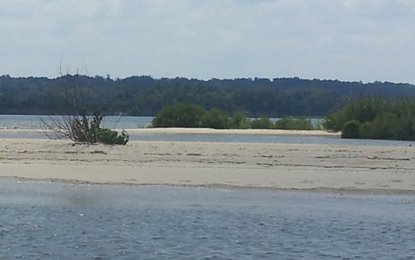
[1,74,415,117]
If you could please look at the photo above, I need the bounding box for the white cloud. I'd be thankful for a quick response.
[0,0,414,83]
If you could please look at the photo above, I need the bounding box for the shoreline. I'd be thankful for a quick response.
[2,176,415,196]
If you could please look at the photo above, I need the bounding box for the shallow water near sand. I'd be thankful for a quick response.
[1,180,415,259]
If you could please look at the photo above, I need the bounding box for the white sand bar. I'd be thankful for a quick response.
[126,128,341,136]
[1,138,414,194]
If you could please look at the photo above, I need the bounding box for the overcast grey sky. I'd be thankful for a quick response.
[1,0,414,83]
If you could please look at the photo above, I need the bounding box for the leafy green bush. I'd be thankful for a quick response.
[229,112,250,129]
[151,104,323,131]
[151,103,205,127]
[274,118,314,130]
[359,112,414,140]
[250,117,273,129]
[70,113,103,144]
[324,98,388,131]
[98,129,129,145]
[326,98,415,140]
[200,108,229,129]
[341,120,360,139]
[69,112,129,145]
[152,104,249,129]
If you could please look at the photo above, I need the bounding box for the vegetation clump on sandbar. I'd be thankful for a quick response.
[44,111,129,145]
[151,99,415,141]
[40,74,129,145]
[324,98,415,141]
[150,103,317,130]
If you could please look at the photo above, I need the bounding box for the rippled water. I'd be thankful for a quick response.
[1,181,415,259]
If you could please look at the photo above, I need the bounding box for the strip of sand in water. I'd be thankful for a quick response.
[0,136,414,194]
[125,128,340,136]
[0,127,340,136]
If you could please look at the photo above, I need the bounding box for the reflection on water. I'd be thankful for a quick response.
[1,180,415,259]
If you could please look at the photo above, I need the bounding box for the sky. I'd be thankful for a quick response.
[1,0,415,84]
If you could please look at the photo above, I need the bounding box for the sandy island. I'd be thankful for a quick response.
[0,128,414,194]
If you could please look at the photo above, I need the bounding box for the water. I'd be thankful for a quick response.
[1,180,415,259]
[0,115,153,130]
[128,132,415,146]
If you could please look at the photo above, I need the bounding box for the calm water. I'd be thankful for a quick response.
[1,180,415,259]
[0,115,153,130]
[1,115,414,146]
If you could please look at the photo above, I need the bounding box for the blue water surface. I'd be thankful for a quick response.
[1,181,415,259]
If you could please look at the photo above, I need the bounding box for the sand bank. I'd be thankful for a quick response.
[0,138,414,194]
[126,128,341,137]
[0,127,340,136]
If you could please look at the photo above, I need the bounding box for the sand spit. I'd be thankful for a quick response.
[126,128,341,137]
[0,127,340,136]
[0,138,414,194]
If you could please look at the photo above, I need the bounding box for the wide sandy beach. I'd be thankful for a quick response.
[0,129,414,194]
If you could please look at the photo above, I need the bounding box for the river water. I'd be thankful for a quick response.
[1,181,415,259]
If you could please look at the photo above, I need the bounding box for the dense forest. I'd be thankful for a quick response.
[1,74,415,117]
